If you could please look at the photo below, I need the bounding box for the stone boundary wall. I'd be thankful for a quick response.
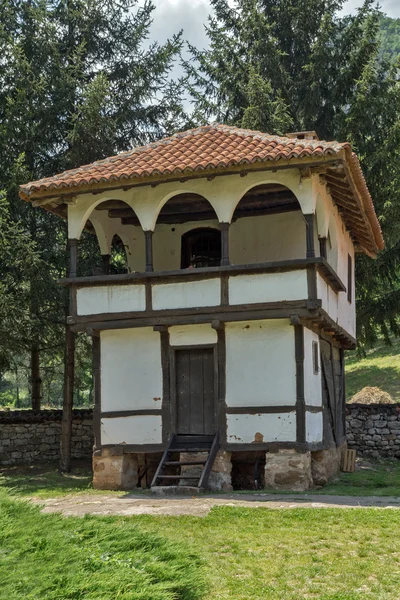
[346,404,400,458]
[0,409,93,465]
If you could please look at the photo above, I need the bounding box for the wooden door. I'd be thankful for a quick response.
[174,348,216,435]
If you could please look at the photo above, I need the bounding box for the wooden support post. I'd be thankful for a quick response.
[68,238,78,278]
[144,231,154,272]
[294,323,306,444]
[101,254,110,275]
[304,214,315,258]
[220,222,230,266]
[92,334,101,450]
[60,238,78,472]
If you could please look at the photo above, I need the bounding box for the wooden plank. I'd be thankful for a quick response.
[60,257,322,286]
[101,409,162,418]
[190,349,205,435]
[294,324,306,444]
[92,335,101,450]
[342,449,356,472]
[150,435,175,487]
[199,432,219,489]
[70,306,313,332]
[160,329,171,443]
[304,214,315,258]
[203,348,216,435]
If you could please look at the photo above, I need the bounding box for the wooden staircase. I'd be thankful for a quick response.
[151,433,219,493]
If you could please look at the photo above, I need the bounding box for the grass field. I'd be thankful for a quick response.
[2,457,400,499]
[345,337,400,401]
[2,484,400,599]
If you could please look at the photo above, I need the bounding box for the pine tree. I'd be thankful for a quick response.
[0,1,186,465]
[186,0,400,345]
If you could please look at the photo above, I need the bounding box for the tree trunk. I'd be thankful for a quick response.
[60,323,75,472]
[31,343,41,410]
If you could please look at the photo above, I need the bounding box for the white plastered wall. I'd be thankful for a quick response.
[225,319,296,407]
[229,270,308,305]
[152,279,221,310]
[303,327,322,407]
[169,324,217,346]
[306,412,323,444]
[315,179,356,338]
[230,211,306,264]
[100,328,162,413]
[101,415,162,445]
[77,284,145,315]
[227,412,296,444]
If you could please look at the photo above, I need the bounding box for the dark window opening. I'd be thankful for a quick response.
[319,237,327,259]
[347,254,352,303]
[181,228,221,269]
[312,341,319,375]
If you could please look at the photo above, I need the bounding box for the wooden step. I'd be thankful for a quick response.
[174,434,215,443]
[169,447,211,453]
[157,474,201,480]
[164,460,207,466]
[151,432,219,490]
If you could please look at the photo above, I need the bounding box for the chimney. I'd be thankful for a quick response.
[285,131,319,141]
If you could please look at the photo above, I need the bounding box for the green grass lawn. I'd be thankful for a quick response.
[2,457,400,499]
[345,337,400,401]
[2,485,400,600]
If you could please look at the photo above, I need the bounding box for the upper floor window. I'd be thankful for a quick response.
[347,254,353,303]
[181,228,221,269]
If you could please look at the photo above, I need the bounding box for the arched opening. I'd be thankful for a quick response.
[109,234,128,274]
[153,193,220,271]
[85,199,145,273]
[229,184,305,264]
[181,228,221,268]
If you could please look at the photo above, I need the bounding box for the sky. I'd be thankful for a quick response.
[148,0,400,51]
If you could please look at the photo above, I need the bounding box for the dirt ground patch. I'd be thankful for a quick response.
[31,491,400,517]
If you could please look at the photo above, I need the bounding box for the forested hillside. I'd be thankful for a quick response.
[1,1,400,410]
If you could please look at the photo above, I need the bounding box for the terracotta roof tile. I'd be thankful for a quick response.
[20,124,351,197]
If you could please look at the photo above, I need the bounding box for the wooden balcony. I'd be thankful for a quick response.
[61,257,351,342]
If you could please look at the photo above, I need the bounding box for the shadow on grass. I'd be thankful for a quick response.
[0,459,94,498]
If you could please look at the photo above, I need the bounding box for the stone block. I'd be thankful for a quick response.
[264,450,312,492]
[311,446,343,487]
[93,451,138,490]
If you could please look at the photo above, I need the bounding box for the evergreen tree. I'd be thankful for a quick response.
[0,1,186,412]
[186,0,400,345]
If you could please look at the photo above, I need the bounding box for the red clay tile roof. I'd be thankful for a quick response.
[20,124,350,195]
[19,124,383,254]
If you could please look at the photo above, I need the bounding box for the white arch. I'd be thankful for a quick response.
[67,168,318,238]
[152,189,220,231]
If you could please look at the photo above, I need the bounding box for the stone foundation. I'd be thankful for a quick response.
[208,450,233,492]
[264,449,313,491]
[179,450,233,491]
[93,448,138,490]
[311,445,345,486]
